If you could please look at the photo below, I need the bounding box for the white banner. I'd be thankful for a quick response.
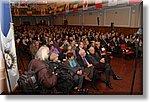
[0,23,19,92]
[0,0,19,92]
[108,0,118,6]
[117,0,128,4]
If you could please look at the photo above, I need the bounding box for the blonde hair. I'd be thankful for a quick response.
[50,53,59,61]
[35,46,49,60]
[95,42,100,46]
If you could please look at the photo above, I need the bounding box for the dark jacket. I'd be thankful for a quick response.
[75,47,81,58]
[66,59,82,75]
[100,39,108,48]
[87,54,100,66]
[76,55,93,68]
[88,53,106,71]
[29,59,57,89]
[89,53,101,65]
[94,46,101,57]
[89,52,110,64]
[110,40,117,47]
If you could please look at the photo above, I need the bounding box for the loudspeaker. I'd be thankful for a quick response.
[97,17,100,25]
[111,22,114,30]
[64,19,68,26]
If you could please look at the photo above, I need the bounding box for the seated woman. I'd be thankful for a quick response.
[30,46,58,94]
[49,44,59,55]
[49,53,75,94]
[63,45,76,60]
[66,52,84,91]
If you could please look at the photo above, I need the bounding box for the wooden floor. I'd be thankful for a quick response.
[15,52,143,95]
[84,57,143,95]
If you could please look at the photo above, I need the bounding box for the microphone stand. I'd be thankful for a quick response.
[130,33,141,95]
[130,1,143,94]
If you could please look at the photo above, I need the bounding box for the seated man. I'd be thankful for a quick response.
[75,42,84,58]
[88,46,122,89]
[110,37,122,58]
[76,49,99,90]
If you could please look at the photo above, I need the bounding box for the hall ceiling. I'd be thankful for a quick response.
[10,0,102,10]
[11,0,95,4]
[10,0,142,16]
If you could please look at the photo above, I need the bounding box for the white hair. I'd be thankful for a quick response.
[35,46,49,61]
[79,49,85,55]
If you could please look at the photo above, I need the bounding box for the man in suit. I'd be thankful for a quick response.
[77,49,99,90]
[75,42,84,58]
[88,46,122,89]
[100,34,108,48]
[110,37,122,57]
[100,34,112,52]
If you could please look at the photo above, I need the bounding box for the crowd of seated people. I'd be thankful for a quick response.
[14,25,142,94]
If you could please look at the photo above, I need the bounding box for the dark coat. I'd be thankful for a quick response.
[95,46,101,57]
[76,55,93,68]
[100,39,108,48]
[88,52,101,66]
[66,59,83,74]
[65,59,84,88]
[75,47,81,58]
[110,40,117,47]
[29,59,57,89]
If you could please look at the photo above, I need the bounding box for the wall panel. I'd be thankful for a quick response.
[54,16,64,25]
[67,14,80,25]
[83,12,98,26]
[104,7,131,27]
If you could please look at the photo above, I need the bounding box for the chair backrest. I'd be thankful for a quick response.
[121,44,127,50]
